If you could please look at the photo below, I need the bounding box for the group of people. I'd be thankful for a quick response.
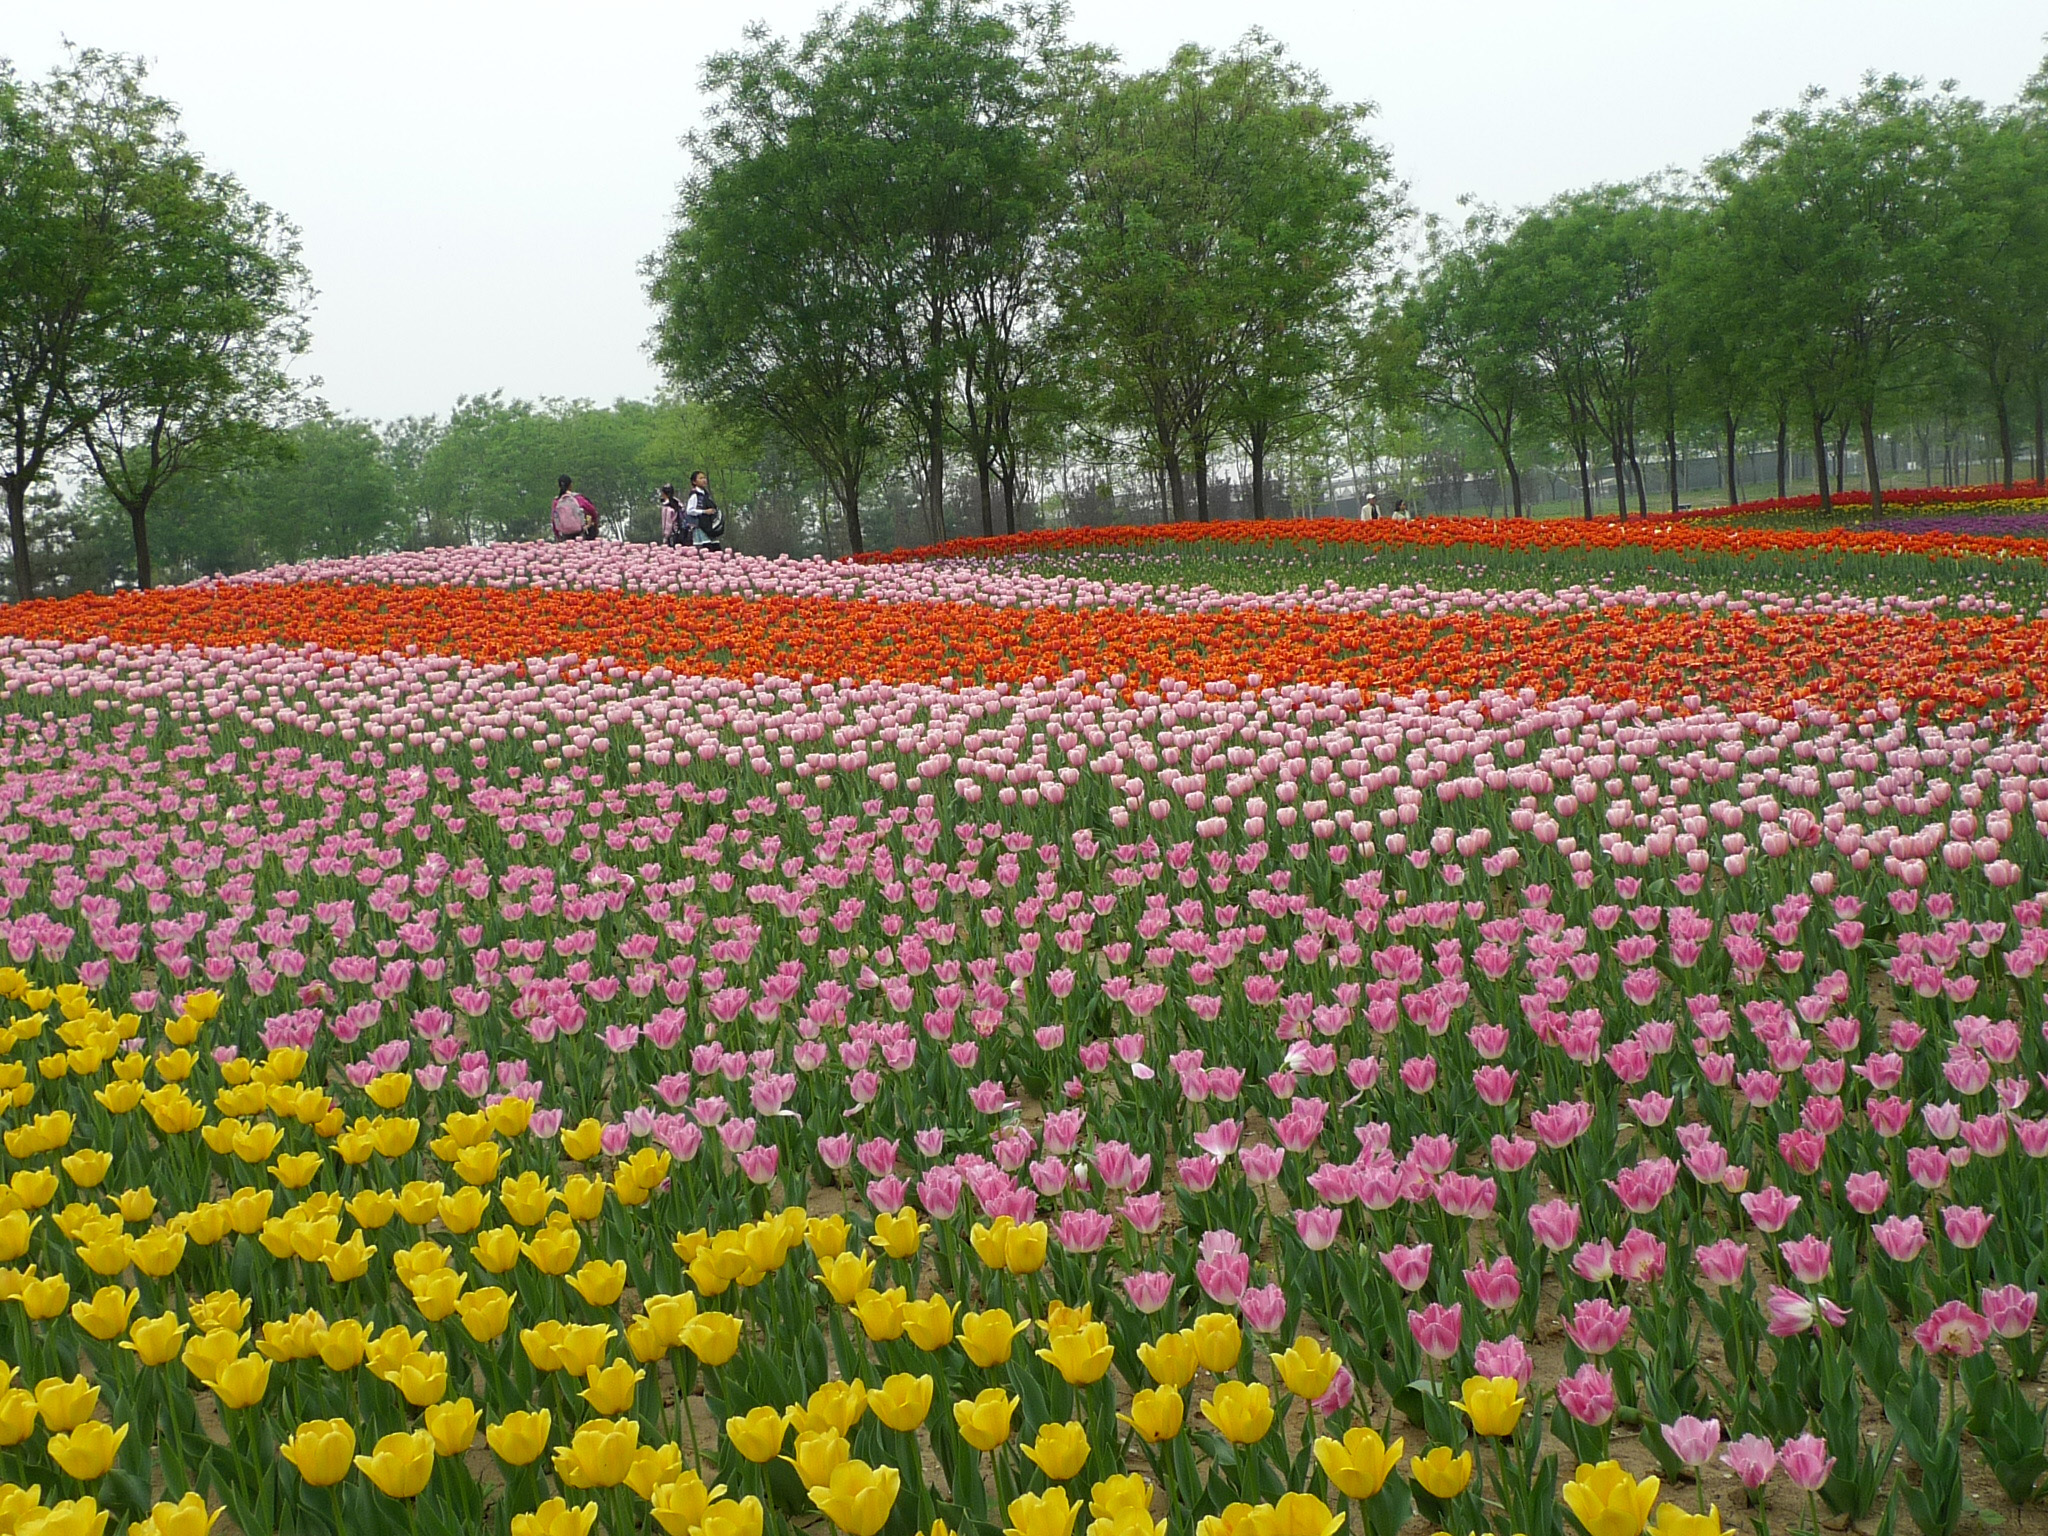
[549,473,725,551]
[1359,492,1412,521]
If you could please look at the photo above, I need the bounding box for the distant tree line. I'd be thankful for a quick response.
[8,21,2048,594]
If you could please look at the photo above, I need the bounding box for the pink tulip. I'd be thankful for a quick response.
[1293,1207,1343,1251]
[1981,1284,2038,1339]
[1563,1298,1632,1355]
[1779,1434,1835,1492]
[1462,1255,1521,1311]
[1122,1270,1173,1314]
[1472,1335,1532,1386]
[1662,1415,1722,1469]
[1722,1434,1777,1489]
[1380,1243,1432,1291]
[1527,1198,1581,1252]
[1694,1239,1748,1288]
[1240,1284,1286,1333]
[1407,1302,1462,1361]
[1914,1300,1991,1358]
[1942,1205,1994,1248]
[1555,1363,1617,1426]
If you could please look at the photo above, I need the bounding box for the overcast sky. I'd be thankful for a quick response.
[12,2,2044,422]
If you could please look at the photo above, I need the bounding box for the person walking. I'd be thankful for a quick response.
[658,483,688,547]
[682,471,723,553]
[550,475,600,542]
[1360,492,1379,521]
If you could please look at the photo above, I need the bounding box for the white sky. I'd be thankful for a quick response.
[12,1,2044,423]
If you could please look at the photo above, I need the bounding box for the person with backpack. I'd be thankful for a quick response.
[682,471,723,553]
[658,483,688,547]
[550,475,600,542]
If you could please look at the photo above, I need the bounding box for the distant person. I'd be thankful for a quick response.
[658,483,688,547]
[551,475,600,542]
[683,470,724,553]
[1392,498,1412,522]
[1361,492,1379,521]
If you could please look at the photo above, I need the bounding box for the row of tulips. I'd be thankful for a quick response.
[0,979,1848,1536]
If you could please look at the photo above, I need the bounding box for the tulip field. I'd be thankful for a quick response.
[0,511,2045,1536]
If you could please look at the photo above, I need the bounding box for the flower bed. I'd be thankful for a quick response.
[0,553,2039,1536]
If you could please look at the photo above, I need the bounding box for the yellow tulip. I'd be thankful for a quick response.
[791,1379,868,1437]
[680,1312,743,1367]
[453,1141,502,1186]
[561,1118,605,1161]
[1562,1462,1661,1536]
[853,1286,907,1343]
[123,1312,187,1367]
[22,1497,109,1536]
[61,1148,111,1188]
[128,1228,185,1279]
[0,1387,33,1446]
[1004,1221,1049,1274]
[129,1490,224,1536]
[868,1373,934,1433]
[320,1232,374,1282]
[1409,1447,1474,1500]
[472,1224,523,1274]
[355,1429,436,1499]
[788,1429,852,1491]
[625,1443,685,1501]
[1138,1330,1199,1389]
[725,1406,787,1463]
[280,1419,357,1487]
[970,1217,1014,1269]
[1314,1427,1403,1500]
[1454,1375,1526,1438]
[816,1251,875,1306]
[211,1356,271,1411]
[643,1292,699,1348]
[959,1308,1027,1368]
[425,1397,481,1457]
[48,1419,128,1480]
[181,1329,244,1387]
[22,1272,70,1320]
[805,1214,851,1259]
[520,1224,581,1276]
[408,1268,467,1324]
[1201,1381,1274,1446]
[552,1417,640,1490]
[34,1376,99,1432]
[69,1286,138,1342]
[579,1359,645,1416]
[567,1259,627,1308]
[1006,1486,1084,1536]
[499,1172,557,1226]
[1022,1421,1092,1482]
[902,1295,959,1351]
[1037,1322,1114,1386]
[487,1410,553,1467]
[694,1495,766,1536]
[1272,1338,1342,1400]
[1192,1313,1242,1374]
[561,1175,606,1222]
[808,1459,901,1536]
[1119,1385,1184,1445]
[1651,1504,1726,1536]
[953,1387,1019,1452]
[437,1185,489,1234]
[870,1208,927,1260]
[1247,1493,1346,1536]
[395,1352,449,1407]
[510,1497,600,1536]
[315,1320,367,1372]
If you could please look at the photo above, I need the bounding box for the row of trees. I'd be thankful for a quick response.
[654,4,2048,542]
[0,51,309,596]
[9,17,2048,588]
[1397,72,2048,518]
[648,4,1399,552]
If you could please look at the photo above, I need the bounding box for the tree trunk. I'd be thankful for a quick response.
[1724,411,1740,507]
[1575,442,1594,521]
[1000,462,1019,536]
[3,482,30,601]
[130,504,154,591]
[1250,427,1268,520]
[1663,423,1680,514]
[2033,381,2045,487]
[839,479,865,555]
[1775,409,1789,499]
[1860,404,1883,519]
[1193,444,1210,524]
[1504,450,1523,519]
[1163,452,1187,522]
[1832,424,1848,494]
[1811,411,1833,517]
[1628,439,1650,519]
[1611,441,1629,520]
[1994,389,2014,489]
[977,455,994,539]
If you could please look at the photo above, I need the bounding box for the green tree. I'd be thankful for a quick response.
[1387,211,1539,517]
[1718,75,1965,515]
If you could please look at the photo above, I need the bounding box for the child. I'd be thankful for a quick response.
[550,476,600,541]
